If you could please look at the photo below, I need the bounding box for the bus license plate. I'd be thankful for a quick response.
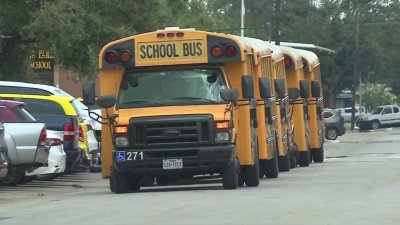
[162,159,183,170]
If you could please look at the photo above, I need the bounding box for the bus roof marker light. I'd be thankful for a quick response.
[211,46,223,57]
[105,50,118,63]
[167,33,175,37]
[284,57,292,68]
[225,45,237,57]
[176,32,184,37]
[119,50,131,62]
[157,33,165,38]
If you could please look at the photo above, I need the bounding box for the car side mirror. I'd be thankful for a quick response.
[220,89,239,102]
[241,75,254,99]
[258,77,271,99]
[97,95,116,109]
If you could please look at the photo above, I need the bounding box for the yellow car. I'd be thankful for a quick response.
[0,94,90,171]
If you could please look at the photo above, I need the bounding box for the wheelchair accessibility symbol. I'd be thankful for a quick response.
[116,151,126,162]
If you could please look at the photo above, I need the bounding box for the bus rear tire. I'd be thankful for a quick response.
[222,159,238,189]
[312,146,324,163]
[289,145,298,169]
[298,151,310,167]
[263,156,279,178]
[242,139,260,187]
[278,153,291,172]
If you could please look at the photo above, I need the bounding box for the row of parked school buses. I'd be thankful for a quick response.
[82,28,325,193]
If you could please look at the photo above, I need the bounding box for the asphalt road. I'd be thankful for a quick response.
[1,128,400,225]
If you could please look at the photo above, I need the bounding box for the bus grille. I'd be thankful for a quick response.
[129,115,214,147]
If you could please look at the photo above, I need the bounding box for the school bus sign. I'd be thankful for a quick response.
[30,50,55,73]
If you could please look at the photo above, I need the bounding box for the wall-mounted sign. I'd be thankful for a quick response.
[30,50,55,73]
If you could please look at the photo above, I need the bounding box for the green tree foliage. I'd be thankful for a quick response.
[1,0,400,102]
[358,82,397,110]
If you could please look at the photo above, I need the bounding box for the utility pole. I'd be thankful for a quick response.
[274,0,282,45]
[351,9,360,130]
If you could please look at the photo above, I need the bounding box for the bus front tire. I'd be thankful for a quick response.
[111,167,129,194]
[242,139,260,187]
[222,159,238,189]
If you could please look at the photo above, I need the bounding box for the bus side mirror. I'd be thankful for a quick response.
[311,80,321,97]
[288,88,300,100]
[258,77,271,99]
[220,89,239,102]
[97,95,116,109]
[82,82,96,106]
[274,79,286,99]
[299,80,310,99]
[241,75,254,99]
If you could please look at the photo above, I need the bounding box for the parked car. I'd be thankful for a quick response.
[357,105,400,130]
[26,130,66,180]
[335,105,366,122]
[0,94,84,172]
[0,100,49,186]
[324,109,346,140]
[0,121,9,181]
[0,81,100,169]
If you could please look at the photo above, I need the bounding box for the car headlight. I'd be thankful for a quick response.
[115,137,129,147]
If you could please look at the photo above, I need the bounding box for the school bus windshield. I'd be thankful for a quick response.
[117,67,228,108]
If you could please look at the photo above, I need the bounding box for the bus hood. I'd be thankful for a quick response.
[116,104,231,124]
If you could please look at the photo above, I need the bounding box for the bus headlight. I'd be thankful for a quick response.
[215,132,230,142]
[115,137,129,147]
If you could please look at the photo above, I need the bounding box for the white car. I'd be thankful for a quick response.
[335,106,365,122]
[26,130,66,180]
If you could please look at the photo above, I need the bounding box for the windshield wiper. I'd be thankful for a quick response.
[170,97,219,103]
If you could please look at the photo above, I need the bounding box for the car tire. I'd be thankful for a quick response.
[325,127,338,140]
[371,121,380,130]
[35,173,59,181]
[89,150,101,173]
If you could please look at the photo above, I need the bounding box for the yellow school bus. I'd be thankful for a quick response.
[267,43,297,170]
[86,28,282,193]
[279,46,311,166]
[236,38,280,179]
[297,49,324,162]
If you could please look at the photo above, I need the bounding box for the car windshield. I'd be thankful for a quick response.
[371,107,383,114]
[117,68,228,108]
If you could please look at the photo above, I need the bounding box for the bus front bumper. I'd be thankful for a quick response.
[112,144,236,175]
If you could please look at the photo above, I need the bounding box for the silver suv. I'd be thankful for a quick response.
[357,105,400,130]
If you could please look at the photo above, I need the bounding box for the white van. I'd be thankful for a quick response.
[335,105,366,122]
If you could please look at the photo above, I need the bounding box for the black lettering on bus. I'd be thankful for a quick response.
[183,43,189,56]
[159,44,166,58]
[166,44,173,57]
[146,45,153,58]
[172,44,179,57]
[140,45,146,59]
[153,44,159,58]
[196,42,202,55]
